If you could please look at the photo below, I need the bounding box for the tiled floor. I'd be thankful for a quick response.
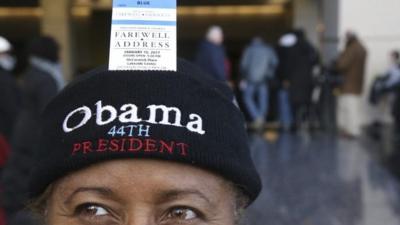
[244,132,400,225]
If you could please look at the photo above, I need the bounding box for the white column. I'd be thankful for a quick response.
[320,0,340,64]
[293,0,342,64]
[293,0,321,48]
[40,0,74,81]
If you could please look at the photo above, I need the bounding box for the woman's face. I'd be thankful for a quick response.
[46,159,238,225]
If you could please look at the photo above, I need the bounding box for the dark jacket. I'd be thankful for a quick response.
[195,40,227,81]
[336,38,367,95]
[0,69,20,140]
[2,65,58,218]
[277,33,319,106]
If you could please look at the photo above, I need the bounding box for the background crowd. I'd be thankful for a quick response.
[193,25,400,139]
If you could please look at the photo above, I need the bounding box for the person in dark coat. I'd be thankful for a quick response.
[0,36,20,160]
[195,25,227,82]
[1,36,65,225]
[0,36,20,225]
[0,63,20,142]
[276,29,319,130]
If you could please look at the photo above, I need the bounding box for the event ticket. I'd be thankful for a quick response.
[109,0,177,71]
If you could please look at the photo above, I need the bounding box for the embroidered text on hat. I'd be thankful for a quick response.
[63,100,205,135]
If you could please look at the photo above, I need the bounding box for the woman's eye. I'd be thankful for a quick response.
[75,203,110,217]
[167,207,199,220]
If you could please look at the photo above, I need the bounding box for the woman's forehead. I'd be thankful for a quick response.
[54,159,230,197]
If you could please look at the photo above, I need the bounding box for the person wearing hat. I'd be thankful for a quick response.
[0,36,20,150]
[28,59,261,225]
[2,36,64,225]
[0,35,20,225]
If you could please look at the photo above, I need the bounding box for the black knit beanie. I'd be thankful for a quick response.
[29,59,261,203]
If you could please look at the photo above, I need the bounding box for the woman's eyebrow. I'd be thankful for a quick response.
[64,187,114,205]
[155,189,215,207]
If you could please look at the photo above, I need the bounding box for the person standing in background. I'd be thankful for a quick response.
[0,36,20,167]
[335,31,367,138]
[276,30,318,131]
[195,25,228,82]
[240,37,278,130]
[2,36,65,225]
[276,31,296,131]
[368,50,400,136]
[388,51,400,132]
[0,36,20,225]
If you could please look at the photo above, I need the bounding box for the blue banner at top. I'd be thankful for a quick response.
[113,0,176,9]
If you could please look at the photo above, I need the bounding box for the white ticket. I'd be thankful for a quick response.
[109,0,177,71]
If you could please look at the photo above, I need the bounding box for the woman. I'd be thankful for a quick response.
[28,59,261,224]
